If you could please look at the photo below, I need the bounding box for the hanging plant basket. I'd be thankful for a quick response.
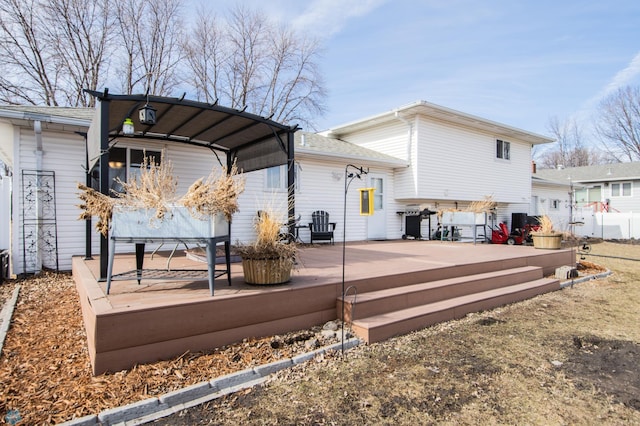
[241,257,293,285]
[532,233,562,250]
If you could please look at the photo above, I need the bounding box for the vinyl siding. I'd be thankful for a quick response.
[531,182,572,231]
[14,128,88,273]
[292,157,402,242]
[414,117,532,203]
[605,180,640,212]
[340,121,410,161]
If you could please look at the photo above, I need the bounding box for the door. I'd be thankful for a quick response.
[367,175,386,240]
[530,196,539,215]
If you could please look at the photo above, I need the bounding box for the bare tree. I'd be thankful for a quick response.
[535,116,604,169]
[0,0,114,107]
[115,0,185,96]
[184,7,226,104]
[42,0,114,107]
[183,4,326,128]
[595,85,640,162]
[0,0,60,105]
[0,0,326,125]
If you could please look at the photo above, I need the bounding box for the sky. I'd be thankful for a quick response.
[194,0,640,147]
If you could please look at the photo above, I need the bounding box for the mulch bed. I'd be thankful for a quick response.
[0,272,341,424]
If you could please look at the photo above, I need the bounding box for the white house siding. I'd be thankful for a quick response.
[337,121,417,202]
[0,175,10,251]
[414,118,532,204]
[14,128,87,274]
[292,156,403,242]
[531,182,572,231]
[605,179,640,212]
[339,121,411,161]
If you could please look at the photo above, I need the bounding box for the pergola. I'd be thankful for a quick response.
[85,90,298,280]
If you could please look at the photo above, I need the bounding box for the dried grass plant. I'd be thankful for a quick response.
[76,183,115,236]
[465,196,497,213]
[77,150,246,235]
[114,150,178,221]
[436,195,496,219]
[236,195,297,260]
[180,160,245,222]
[531,215,556,234]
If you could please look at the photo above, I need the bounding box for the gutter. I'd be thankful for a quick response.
[0,108,91,128]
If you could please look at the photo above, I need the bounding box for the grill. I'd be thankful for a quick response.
[400,207,437,240]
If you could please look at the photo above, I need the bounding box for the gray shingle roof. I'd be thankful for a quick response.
[0,105,94,121]
[295,132,407,166]
[534,162,640,183]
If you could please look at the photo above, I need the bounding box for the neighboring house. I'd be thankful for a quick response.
[0,99,554,276]
[531,170,574,233]
[533,162,640,238]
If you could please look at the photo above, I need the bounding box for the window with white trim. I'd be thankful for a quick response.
[265,164,299,191]
[496,139,510,160]
[611,182,632,197]
[105,147,161,194]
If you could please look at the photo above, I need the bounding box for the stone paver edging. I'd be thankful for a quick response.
[58,338,361,426]
[0,284,20,355]
[1,269,610,425]
[559,269,612,289]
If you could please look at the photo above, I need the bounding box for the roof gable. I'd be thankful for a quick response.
[323,100,554,146]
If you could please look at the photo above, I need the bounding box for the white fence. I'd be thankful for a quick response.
[0,176,10,250]
[572,211,640,240]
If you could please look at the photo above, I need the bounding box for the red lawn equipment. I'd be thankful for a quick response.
[491,221,540,245]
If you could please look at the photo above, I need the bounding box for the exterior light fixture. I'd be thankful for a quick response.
[122,117,135,136]
[139,103,156,125]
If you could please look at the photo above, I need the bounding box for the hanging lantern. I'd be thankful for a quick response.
[139,103,157,125]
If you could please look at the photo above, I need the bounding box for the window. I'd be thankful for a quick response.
[611,182,632,197]
[265,164,299,191]
[496,139,510,160]
[106,147,161,194]
[372,177,383,210]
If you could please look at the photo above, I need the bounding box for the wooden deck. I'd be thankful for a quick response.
[72,240,574,375]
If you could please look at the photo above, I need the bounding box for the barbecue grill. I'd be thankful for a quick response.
[400,207,437,240]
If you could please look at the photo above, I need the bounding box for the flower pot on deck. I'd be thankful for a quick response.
[241,257,293,285]
[532,233,562,250]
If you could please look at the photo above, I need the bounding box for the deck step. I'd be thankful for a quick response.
[350,277,559,343]
[339,266,543,322]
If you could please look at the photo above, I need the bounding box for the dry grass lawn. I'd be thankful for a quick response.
[155,240,640,425]
[1,241,639,425]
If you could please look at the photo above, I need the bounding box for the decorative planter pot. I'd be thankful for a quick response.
[111,207,228,239]
[532,233,562,250]
[241,257,293,285]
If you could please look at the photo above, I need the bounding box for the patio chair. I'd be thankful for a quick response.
[309,210,336,244]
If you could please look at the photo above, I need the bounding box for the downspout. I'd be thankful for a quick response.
[394,111,415,200]
[33,120,43,272]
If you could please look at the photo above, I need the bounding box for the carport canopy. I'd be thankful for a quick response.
[85,90,298,279]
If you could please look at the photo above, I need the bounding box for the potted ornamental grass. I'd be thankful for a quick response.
[530,215,563,250]
[236,203,296,285]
